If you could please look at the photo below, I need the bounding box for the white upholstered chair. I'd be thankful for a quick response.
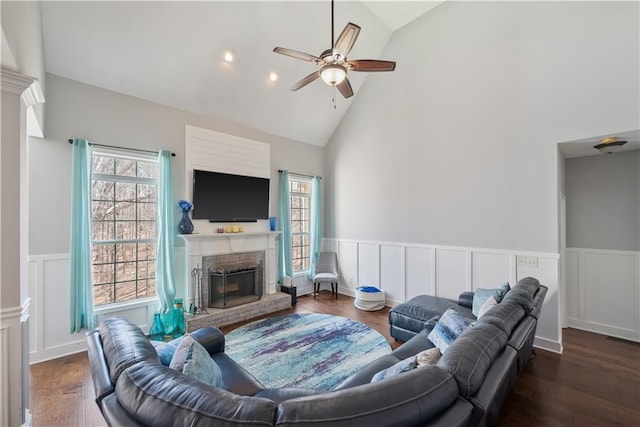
[312,252,339,299]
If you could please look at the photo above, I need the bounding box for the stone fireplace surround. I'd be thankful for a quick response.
[180,231,290,331]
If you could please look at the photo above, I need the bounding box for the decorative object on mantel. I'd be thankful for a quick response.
[177,199,194,234]
[225,224,243,233]
[594,136,628,154]
[269,216,277,231]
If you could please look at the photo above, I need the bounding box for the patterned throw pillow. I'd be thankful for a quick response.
[416,347,441,367]
[427,308,473,353]
[477,295,498,318]
[370,357,418,383]
[183,340,223,387]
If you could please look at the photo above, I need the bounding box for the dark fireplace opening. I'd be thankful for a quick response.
[209,262,263,309]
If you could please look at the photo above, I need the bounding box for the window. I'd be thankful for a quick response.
[289,176,312,272]
[91,150,158,306]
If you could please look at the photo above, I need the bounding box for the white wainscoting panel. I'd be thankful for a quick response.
[405,246,434,300]
[323,238,561,353]
[565,248,639,342]
[357,243,380,287]
[472,252,513,289]
[29,254,159,363]
[337,240,358,292]
[435,249,469,300]
[380,245,404,304]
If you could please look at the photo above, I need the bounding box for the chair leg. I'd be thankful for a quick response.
[313,283,317,299]
[335,283,338,299]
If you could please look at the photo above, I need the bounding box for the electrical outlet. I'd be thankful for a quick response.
[518,256,539,268]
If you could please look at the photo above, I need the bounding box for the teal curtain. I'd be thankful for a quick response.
[278,170,293,282]
[156,150,176,313]
[69,139,94,333]
[307,176,322,279]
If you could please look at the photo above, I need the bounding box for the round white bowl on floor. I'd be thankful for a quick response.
[354,287,386,311]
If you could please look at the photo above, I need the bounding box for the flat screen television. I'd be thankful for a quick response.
[192,169,270,222]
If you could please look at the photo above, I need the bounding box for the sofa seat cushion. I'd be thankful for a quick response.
[370,356,418,383]
[332,354,402,390]
[276,366,459,427]
[98,317,159,383]
[436,323,508,398]
[116,361,276,427]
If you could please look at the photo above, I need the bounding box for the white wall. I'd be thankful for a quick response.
[324,1,639,350]
[29,74,323,362]
[566,151,640,251]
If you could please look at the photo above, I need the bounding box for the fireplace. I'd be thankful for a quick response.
[209,262,263,308]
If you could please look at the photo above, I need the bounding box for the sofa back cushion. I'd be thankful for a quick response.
[116,361,277,427]
[98,317,159,383]
[515,277,541,297]
[436,323,507,398]
[474,302,525,336]
[276,365,459,427]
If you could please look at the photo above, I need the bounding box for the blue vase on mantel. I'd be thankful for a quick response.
[178,210,194,234]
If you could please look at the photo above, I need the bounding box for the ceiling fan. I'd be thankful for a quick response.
[273,0,396,99]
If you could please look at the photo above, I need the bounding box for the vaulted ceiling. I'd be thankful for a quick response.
[41,1,443,146]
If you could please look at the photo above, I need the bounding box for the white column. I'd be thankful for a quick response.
[0,68,37,427]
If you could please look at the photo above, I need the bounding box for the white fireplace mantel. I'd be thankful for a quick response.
[179,231,280,307]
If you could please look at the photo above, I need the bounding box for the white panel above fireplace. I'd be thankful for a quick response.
[184,125,270,201]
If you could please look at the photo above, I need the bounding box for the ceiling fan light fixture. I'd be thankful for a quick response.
[320,64,346,86]
[594,137,628,154]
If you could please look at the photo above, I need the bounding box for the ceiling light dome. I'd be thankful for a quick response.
[594,137,628,154]
[320,64,346,86]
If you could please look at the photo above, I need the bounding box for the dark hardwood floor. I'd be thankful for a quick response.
[30,292,640,426]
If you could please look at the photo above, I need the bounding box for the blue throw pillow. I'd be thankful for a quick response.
[370,356,417,383]
[472,283,510,317]
[427,308,473,353]
[183,340,223,387]
[152,337,182,366]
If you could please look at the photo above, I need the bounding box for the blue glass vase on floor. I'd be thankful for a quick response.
[172,298,186,338]
[177,199,194,234]
[148,313,164,341]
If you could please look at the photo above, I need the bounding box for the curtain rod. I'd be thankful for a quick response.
[68,139,176,157]
[278,169,321,179]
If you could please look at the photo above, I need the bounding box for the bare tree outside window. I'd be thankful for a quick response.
[289,178,311,272]
[91,152,158,306]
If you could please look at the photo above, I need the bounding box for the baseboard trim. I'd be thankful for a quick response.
[533,336,563,354]
[29,338,87,365]
[566,318,639,343]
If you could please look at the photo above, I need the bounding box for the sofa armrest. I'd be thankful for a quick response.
[190,326,225,355]
[85,329,115,406]
[458,292,474,309]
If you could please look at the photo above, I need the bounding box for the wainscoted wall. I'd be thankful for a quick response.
[565,248,640,342]
[28,254,170,363]
[323,238,562,353]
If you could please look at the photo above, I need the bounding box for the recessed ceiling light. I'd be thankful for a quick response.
[223,50,235,63]
[268,71,278,82]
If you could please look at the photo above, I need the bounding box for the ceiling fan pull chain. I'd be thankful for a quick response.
[332,86,337,109]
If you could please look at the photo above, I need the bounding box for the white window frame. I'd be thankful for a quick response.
[289,175,312,274]
[90,147,159,308]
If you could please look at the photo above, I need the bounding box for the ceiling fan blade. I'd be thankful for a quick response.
[348,59,396,72]
[273,47,322,63]
[336,77,354,99]
[334,23,361,57]
[290,71,321,91]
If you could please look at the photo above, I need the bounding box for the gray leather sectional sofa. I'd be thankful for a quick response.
[86,277,546,426]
